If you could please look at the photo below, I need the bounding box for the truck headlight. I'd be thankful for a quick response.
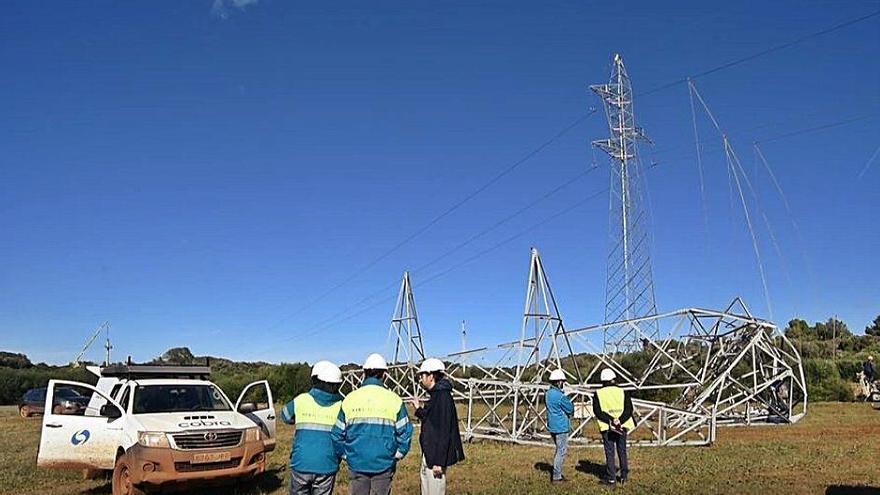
[138,431,170,448]
[244,427,261,442]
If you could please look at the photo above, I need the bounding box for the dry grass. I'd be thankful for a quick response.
[1,403,878,494]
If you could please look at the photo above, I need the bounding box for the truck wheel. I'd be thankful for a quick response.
[112,455,146,495]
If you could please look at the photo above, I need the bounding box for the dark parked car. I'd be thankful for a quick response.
[19,387,89,417]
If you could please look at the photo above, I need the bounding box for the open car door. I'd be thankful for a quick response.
[235,380,276,451]
[37,380,124,470]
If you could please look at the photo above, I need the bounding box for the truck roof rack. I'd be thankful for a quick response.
[100,364,212,380]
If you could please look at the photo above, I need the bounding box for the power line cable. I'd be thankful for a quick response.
[857,144,880,179]
[302,168,598,331]
[251,187,609,357]
[756,113,879,144]
[290,169,597,339]
[254,9,880,344]
[639,9,880,97]
[258,111,596,333]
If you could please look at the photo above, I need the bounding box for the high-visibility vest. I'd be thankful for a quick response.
[342,384,402,427]
[596,386,635,432]
[294,393,342,432]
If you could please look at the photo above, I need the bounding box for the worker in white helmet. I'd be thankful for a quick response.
[864,355,876,382]
[411,358,465,495]
[331,353,413,495]
[545,369,574,484]
[593,368,635,487]
[280,360,344,495]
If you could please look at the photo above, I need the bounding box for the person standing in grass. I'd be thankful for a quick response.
[331,353,413,495]
[281,360,345,495]
[411,358,465,495]
[593,368,634,487]
[864,355,876,382]
[545,369,574,484]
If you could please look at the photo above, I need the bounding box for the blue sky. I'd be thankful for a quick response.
[1,1,878,365]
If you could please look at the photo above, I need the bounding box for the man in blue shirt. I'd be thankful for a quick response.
[545,369,574,484]
[281,360,344,495]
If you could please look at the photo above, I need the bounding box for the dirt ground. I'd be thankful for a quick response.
[2,402,879,495]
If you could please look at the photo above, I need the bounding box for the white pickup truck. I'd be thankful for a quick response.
[36,364,277,495]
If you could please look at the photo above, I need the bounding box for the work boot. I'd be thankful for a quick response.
[599,478,617,488]
[551,477,569,484]
[617,475,627,485]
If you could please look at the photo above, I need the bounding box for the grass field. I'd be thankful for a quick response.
[2,403,879,495]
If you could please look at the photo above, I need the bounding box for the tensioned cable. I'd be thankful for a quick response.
[639,9,880,97]
[857,144,880,179]
[301,168,598,332]
[688,79,710,243]
[653,110,880,161]
[753,142,815,294]
[690,82,774,319]
[250,187,610,357]
[264,100,878,355]
[258,111,596,334]
[755,114,879,144]
[254,9,880,346]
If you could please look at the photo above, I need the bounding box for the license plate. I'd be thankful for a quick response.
[192,452,231,464]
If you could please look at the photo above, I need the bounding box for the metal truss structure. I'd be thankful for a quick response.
[448,249,716,447]
[445,249,806,447]
[339,249,806,448]
[338,55,807,449]
[341,271,434,402]
[592,54,660,353]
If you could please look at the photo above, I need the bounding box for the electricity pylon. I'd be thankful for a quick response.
[591,53,659,352]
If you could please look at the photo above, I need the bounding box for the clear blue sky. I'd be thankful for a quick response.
[1,1,878,365]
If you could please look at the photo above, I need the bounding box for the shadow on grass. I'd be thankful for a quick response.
[78,468,285,495]
[81,483,111,495]
[533,462,553,481]
[575,459,605,480]
[825,486,880,495]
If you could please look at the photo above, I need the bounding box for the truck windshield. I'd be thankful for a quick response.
[132,385,232,414]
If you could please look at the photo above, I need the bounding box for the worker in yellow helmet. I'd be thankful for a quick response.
[592,368,634,487]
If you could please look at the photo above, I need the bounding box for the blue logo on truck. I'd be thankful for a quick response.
[71,430,90,446]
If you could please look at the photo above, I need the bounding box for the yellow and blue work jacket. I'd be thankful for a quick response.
[594,385,636,432]
[281,387,343,474]
[330,377,413,474]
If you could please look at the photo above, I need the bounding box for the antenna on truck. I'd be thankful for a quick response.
[73,321,111,367]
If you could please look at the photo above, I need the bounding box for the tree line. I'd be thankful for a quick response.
[1,314,878,406]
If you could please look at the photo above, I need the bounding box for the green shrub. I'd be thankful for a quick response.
[804,359,854,402]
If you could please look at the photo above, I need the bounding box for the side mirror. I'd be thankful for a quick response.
[238,402,256,414]
[100,404,121,419]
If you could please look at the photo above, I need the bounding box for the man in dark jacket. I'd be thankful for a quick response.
[864,356,876,382]
[411,358,465,495]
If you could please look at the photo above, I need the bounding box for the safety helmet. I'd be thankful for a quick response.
[600,368,617,382]
[548,369,566,382]
[869,355,874,361]
[419,358,446,374]
[313,361,343,384]
[311,360,333,377]
[363,353,388,370]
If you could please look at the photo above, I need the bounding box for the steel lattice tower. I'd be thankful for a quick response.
[591,54,659,352]
[389,271,426,365]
